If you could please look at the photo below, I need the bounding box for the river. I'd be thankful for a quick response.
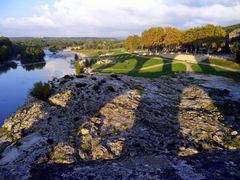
[0,49,76,126]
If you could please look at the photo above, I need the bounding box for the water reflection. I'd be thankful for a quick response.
[0,49,76,125]
[22,62,46,71]
[0,62,17,75]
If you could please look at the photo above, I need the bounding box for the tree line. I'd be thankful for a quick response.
[12,38,124,53]
[0,36,45,63]
[125,24,231,54]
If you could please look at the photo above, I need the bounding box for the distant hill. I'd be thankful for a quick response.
[10,37,119,41]
[224,24,240,34]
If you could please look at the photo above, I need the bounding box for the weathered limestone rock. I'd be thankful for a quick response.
[178,147,199,156]
[49,142,75,164]
[0,73,239,179]
[80,128,89,135]
[231,131,238,136]
[48,90,72,107]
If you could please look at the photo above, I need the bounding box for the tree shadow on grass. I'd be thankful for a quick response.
[194,58,240,81]
[94,54,132,71]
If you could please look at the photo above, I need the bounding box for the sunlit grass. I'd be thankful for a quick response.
[203,58,240,70]
[93,53,186,78]
[73,48,126,58]
[192,64,240,81]
[93,53,240,80]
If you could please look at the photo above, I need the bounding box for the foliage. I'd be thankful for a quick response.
[125,35,141,53]
[30,82,51,101]
[141,27,164,49]
[163,27,183,51]
[224,24,240,34]
[49,45,60,53]
[0,36,12,47]
[182,24,226,53]
[231,42,240,63]
[74,54,79,60]
[21,47,45,61]
[75,62,84,75]
[0,46,10,61]
[0,37,12,61]
[125,24,227,54]
[12,38,124,52]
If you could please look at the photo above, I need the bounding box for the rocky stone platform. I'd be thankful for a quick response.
[0,73,239,179]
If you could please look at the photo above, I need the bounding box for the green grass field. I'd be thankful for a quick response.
[74,48,126,58]
[202,58,240,71]
[92,53,240,80]
[93,54,186,78]
[192,64,240,81]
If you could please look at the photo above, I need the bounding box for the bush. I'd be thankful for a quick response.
[74,54,79,60]
[74,62,84,75]
[232,42,240,63]
[30,82,51,101]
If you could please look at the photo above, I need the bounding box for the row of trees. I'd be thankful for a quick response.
[125,24,227,54]
[0,36,46,63]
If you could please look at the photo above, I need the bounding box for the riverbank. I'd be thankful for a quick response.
[0,50,76,126]
[63,48,87,58]
[0,73,239,179]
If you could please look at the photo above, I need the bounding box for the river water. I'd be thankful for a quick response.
[0,49,76,126]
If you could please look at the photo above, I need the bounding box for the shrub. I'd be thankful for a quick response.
[74,62,84,75]
[74,54,79,60]
[30,82,51,101]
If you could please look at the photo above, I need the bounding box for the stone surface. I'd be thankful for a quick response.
[0,73,240,179]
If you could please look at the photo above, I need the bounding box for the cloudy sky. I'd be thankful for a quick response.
[0,0,240,37]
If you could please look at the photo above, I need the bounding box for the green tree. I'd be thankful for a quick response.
[21,47,45,61]
[0,45,10,61]
[141,27,164,51]
[163,27,182,51]
[0,36,12,61]
[182,24,226,53]
[125,35,140,53]
[0,36,12,47]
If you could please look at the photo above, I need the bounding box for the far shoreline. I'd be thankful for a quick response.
[63,48,87,58]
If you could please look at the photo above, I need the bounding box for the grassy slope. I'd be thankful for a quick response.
[207,58,240,71]
[93,54,186,78]
[74,48,125,58]
[192,64,240,81]
[92,53,240,80]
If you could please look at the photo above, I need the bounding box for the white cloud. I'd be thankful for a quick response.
[1,0,240,37]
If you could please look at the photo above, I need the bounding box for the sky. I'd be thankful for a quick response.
[0,0,240,37]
